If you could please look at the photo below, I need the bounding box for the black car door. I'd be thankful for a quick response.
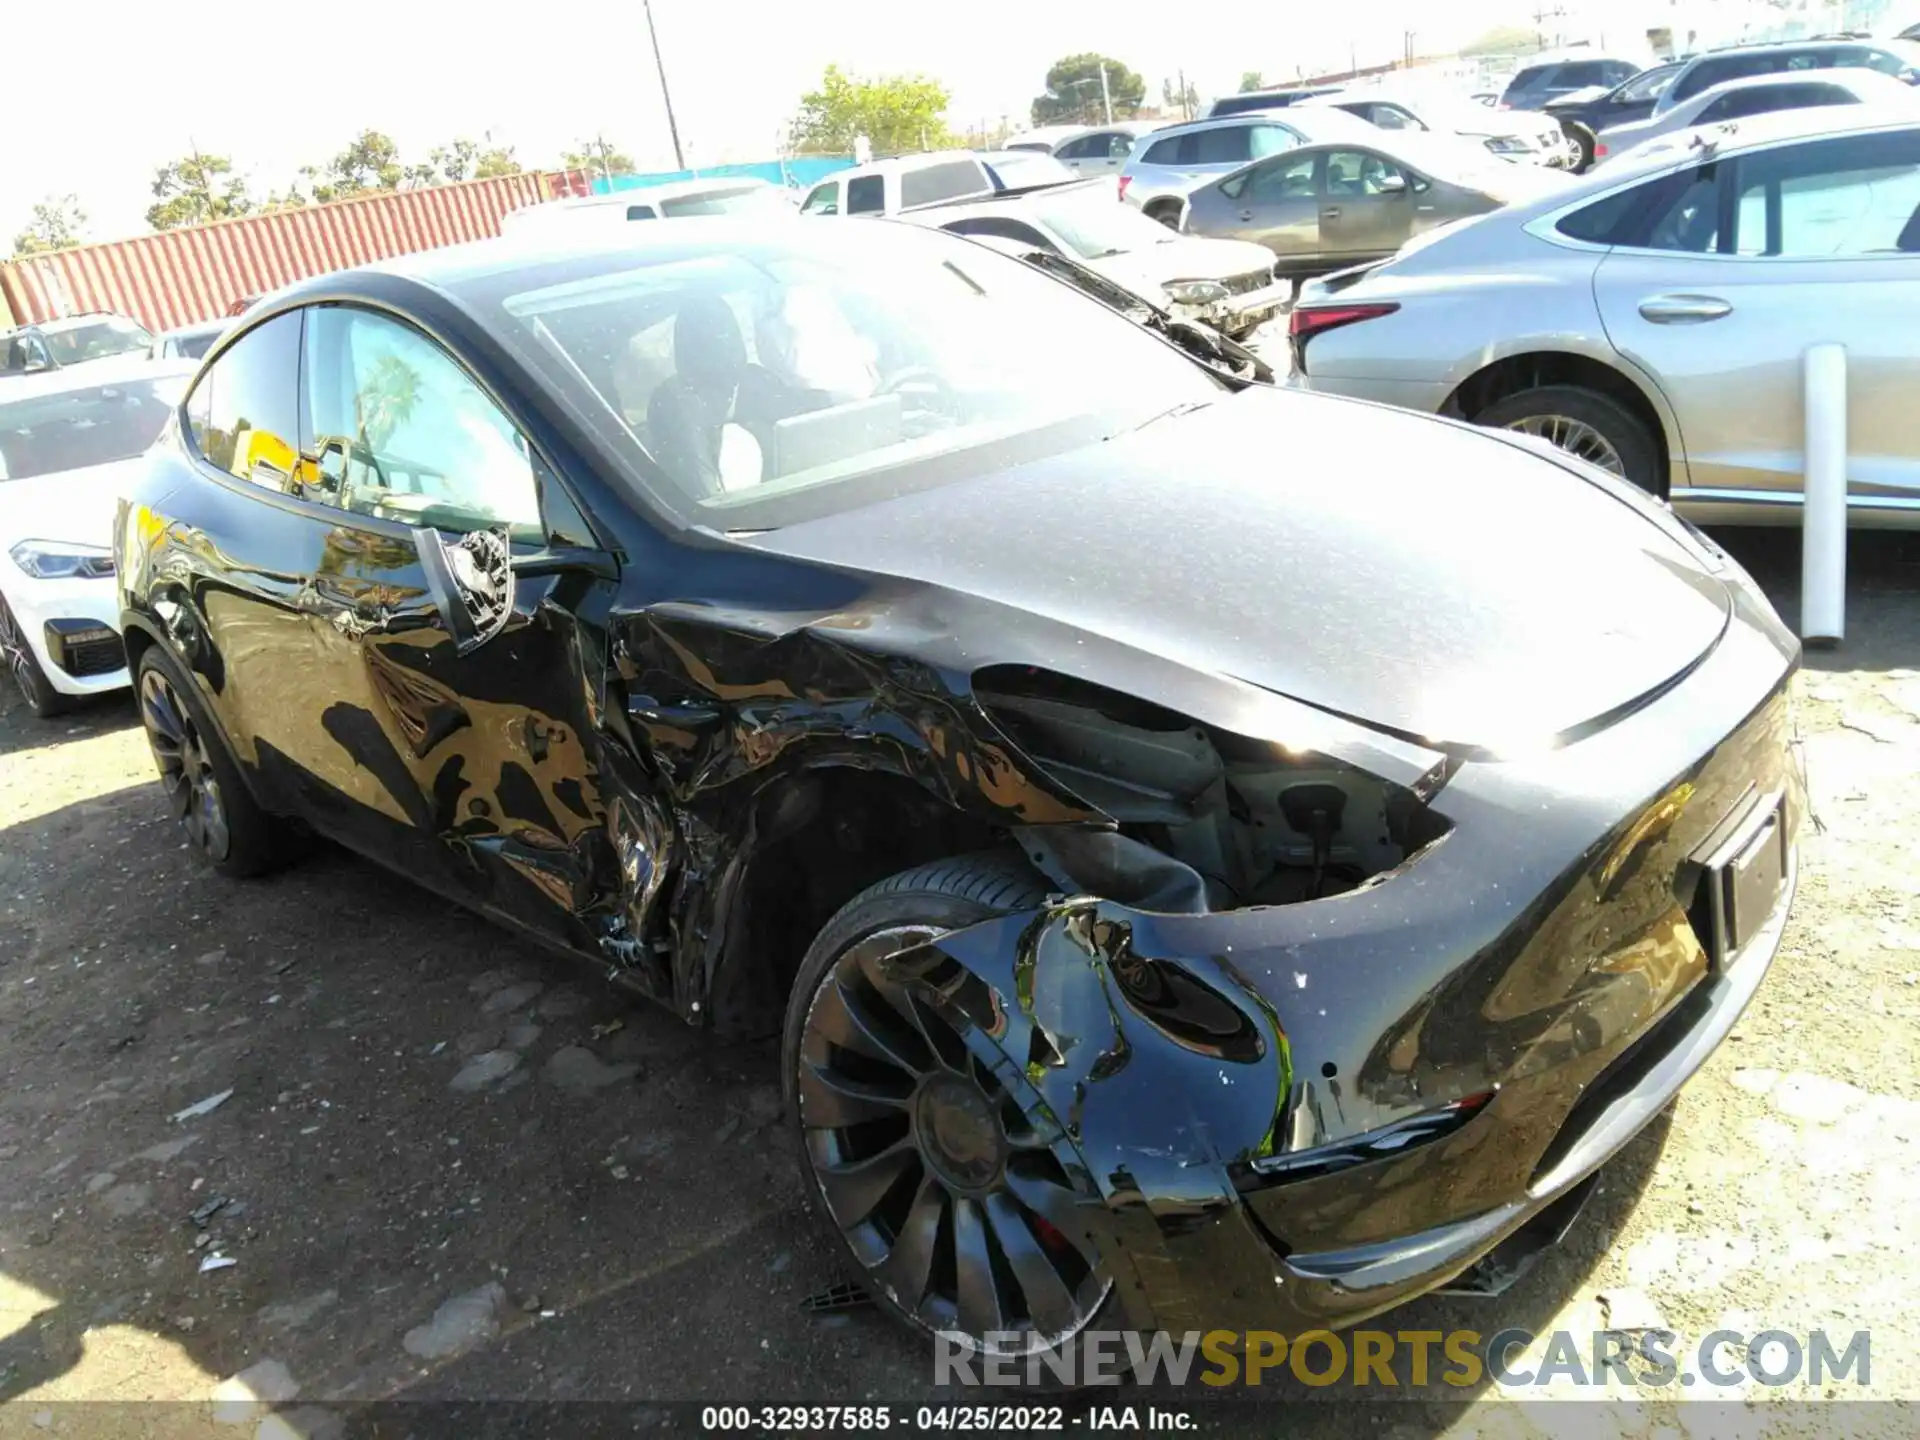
[285,301,622,948]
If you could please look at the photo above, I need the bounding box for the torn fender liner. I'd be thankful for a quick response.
[900,899,1291,1329]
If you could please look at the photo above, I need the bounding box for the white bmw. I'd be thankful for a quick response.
[0,357,195,717]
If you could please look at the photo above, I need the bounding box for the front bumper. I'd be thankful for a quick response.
[919,571,1800,1336]
[0,572,127,696]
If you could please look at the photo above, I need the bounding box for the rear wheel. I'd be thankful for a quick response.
[135,646,299,877]
[1474,384,1662,495]
[1144,199,1182,229]
[784,853,1117,1356]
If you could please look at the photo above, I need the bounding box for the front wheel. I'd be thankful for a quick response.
[784,853,1117,1356]
[0,594,72,719]
[135,646,300,877]
[1474,384,1662,495]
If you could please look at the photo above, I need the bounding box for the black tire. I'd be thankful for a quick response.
[783,851,1122,1360]
[134,645,300,878]
[0,594,73,719]
[1568,123,1597,174]
[1473,384,1663,495]
[1144,199,1182,230]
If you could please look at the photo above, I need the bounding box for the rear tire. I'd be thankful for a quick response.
[0,595,73,719]
[1474,384,1662,496]
[1144,199,1182,230]
[135,646,301,877]
[784,851,1122,1359]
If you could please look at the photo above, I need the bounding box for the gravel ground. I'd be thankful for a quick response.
[1,528,1918,1435]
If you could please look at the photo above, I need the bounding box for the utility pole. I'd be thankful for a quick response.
[643,0,686,171]
[1098,62,1113,124]
[1177,66,1190,120]
[595,134,614,184]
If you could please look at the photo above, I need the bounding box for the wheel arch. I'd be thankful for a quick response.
[1440,348,1687,497]
[690,764,1018,1039]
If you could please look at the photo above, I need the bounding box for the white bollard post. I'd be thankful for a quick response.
[1801,343,1847,648]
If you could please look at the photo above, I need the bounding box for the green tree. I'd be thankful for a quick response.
[402,138,523,186]
[789,65,955,155]
[1238,71,1268,93]
[1030,54,1146,125]
[10,195,86,256]
[147,153,253,230]
[302,130,405,203]
[560,135,637,177]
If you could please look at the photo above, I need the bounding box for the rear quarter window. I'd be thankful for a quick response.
[1142,134,1187,165]
[899,160,988,208]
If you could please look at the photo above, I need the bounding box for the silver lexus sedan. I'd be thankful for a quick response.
[1289,107,1920,525]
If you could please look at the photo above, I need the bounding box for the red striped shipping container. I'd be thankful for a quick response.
[1,171,559,335]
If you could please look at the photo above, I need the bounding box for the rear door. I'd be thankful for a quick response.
[1592,128,1920,505]
[1219,150,1321,259]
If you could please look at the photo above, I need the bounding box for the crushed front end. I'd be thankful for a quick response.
[906,581,1801,1337]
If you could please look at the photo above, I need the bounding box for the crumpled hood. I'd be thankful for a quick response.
[746,387,1730,754]
[0,457,145,548]
[1092,236,1276,292]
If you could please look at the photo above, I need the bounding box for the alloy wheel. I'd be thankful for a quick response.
[797,925,1110,1353]
[0,598,35,702]
[1503,413,1626,476]
[139,666,232,862]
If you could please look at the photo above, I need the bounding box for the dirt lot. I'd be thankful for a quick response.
[2,529,1919,1434]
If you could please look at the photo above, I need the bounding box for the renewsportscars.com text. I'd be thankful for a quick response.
[934,1327,1871,1390]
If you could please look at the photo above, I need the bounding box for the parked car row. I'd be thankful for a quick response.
[1289,106,1920,527]
[73,209,1802,1373]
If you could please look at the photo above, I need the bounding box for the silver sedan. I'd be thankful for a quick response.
[1180,134,1574,278]
[1289,107,1920,526]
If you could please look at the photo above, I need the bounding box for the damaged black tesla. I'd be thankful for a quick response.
[114,218,1801,1358]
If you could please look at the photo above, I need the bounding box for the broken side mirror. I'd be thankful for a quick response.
[413,526,516,656]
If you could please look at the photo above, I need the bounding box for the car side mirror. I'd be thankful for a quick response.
[414,526,516,656]
[1375,174,1408,195]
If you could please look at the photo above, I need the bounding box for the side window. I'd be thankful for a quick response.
[1055,135,1096,160]
[1370,104,1425,132]
[1105,133,1136,158]
[1142,134,1185,165]
[1558,176,1671,244]
[1732,129,1920,257]
[1325,151,1407,197]
[1247,125,1296,159]
[801,182,839,215]
[1860,48,1910,78]
[845,175,886,215]
[624,204,658,221]
[303,307,542,534]
[1698,92,1751,123]
[1643,164,1725,253]
[1236,152,1317,203]
[1606,62,1639,86]
[900,160,989,208]
[1193,127,1252,164]
[189,311,303,490]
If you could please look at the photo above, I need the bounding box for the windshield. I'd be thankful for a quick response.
[486,222,1222,528]
[42,317,153,367]
[659,186,792,218]
[1035,193,1176,257]
[0,375,185,482]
